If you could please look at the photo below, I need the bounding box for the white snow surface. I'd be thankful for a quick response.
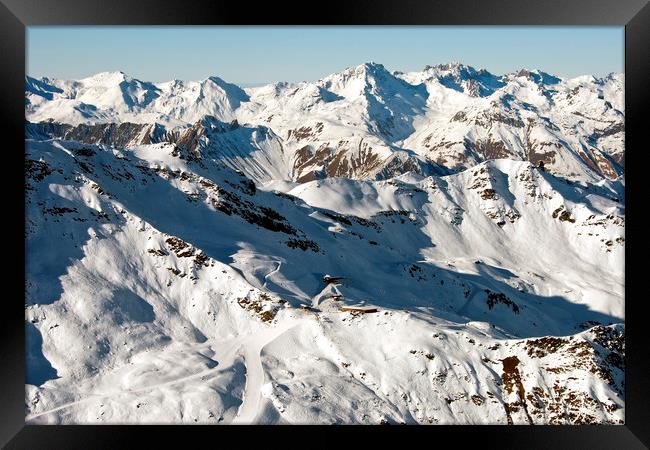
[26,132,624,424]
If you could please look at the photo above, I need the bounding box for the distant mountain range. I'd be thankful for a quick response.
[26,62,624,184]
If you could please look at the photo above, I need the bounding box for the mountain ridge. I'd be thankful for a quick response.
[26,62,624,184]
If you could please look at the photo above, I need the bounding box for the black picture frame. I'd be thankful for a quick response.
[2,0,648,448]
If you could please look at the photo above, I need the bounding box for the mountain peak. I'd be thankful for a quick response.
[337,62,391,80]
[513,68,561,85]
[82,70,131,84]
[206,74,228,84]
[200,76,251,103]
[359,61,386,71]
[416,63,503,97]
[319,62,402,98]
[424,62,479,75]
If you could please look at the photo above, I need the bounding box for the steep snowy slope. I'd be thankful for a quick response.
[26,62,624,183]
[25,136,624,424]
[26,116,292,184]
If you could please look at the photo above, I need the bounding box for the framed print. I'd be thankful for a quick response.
[1,0,649,447]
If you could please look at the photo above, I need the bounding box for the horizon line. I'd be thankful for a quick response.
[26,61,625,86]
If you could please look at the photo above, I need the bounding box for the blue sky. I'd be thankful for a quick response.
[27,26,623,84]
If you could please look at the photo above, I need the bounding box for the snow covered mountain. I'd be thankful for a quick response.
[26,62,624,184]
[26,71,248,128]
[25,62,625,425]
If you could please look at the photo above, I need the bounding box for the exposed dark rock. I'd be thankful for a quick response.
[485,289,519,314]
[286,238,320,252]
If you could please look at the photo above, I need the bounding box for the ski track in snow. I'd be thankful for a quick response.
[26,338,245,423]
[262,261,282,290]
[232,317,305,424]
[31,315,319,424]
